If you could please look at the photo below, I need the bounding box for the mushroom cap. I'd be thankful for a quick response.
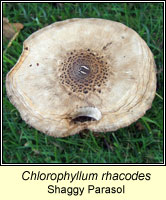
[6,18,156,137]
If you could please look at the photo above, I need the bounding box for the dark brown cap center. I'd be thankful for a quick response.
[59,49,109,94]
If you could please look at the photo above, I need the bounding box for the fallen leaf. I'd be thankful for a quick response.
[3,17,24,40]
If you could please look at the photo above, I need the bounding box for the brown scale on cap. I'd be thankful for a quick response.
[59,49,108,94]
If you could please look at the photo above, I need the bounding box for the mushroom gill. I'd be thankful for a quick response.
[6,18,156,137]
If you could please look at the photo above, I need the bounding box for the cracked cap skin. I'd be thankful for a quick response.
[6,18,156,137]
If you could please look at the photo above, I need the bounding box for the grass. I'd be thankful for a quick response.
[3,2,163,164]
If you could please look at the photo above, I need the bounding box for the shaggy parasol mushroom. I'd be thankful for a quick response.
[6,18,156,137]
